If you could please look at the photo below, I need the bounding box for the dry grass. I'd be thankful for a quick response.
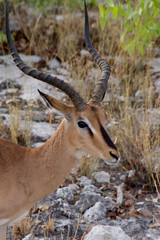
[79,155,100,178]
[11,218,33,239]
[8,98,32,147]
[44,216,56,237]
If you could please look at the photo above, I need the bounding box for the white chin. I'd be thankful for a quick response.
[104,157,120,166]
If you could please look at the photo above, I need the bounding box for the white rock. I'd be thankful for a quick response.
[84,225,131,240]
[34,238,45,240]
[141,147,160,172]
[22,234,34,240]
[68,184,80,194]
[48,58,61,69]
[154,78,160,92]
[79,176,92,186]
[56,187,74,202]
[0,64,22,81]
[80,49,91,59]
[75,191,102,212]
[88,68,100,82]
[83,202,106,222]
[135,87,154,98]
[83,185,101,194]
[128,170,135,178]
[93,171,110,184]
[30,121,57,141]
[58,68,71,77]
[102,197,115,211]
[150,58,160,74]
[144,228,160,240]
[18,54,42,65]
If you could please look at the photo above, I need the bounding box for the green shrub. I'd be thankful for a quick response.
[99,0,160,55]
[0,31,7,44]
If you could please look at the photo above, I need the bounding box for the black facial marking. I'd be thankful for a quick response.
[99,123,117,150]
[110,151,118,160]
[88,127,93,137]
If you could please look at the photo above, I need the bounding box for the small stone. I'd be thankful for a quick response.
[68,184,80,194]
[84,225,131,240]
[56,187,74,203]
[22,234,34,240]
[83,185,101,194]
[79,176,92,186]
[55,219,71,228]
[119,175,126,181]
[83,202,106,222]
[57,198,69,208]
[154,78,160,92]
[34,238,44,240]
[75,191,102,212]
[48,58,61,69]
[93,171,110,184]
[135,87,154,98]
[128,170,135,178]
[80,49,91,59]
[58,68,71,77]
[145,228,160,240]
[102,197,115,211]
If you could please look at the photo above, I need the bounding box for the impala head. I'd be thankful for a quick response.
[38,90,119,164]
[5,0,120,165]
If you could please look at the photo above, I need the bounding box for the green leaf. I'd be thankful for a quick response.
[107,0,114,8]
[138,42,144,55]
[99,0,160,56]
[120,32,125,42]
[99,4,105,17]
[152,0,159,7]
[117,5,126,18]
[153,10,160,18]
[104,7,112,21]
[112,6,118,19]
[0,31,7,44]
[100,17,106,30]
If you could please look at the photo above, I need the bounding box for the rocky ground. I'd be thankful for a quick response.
[0,53,160,239]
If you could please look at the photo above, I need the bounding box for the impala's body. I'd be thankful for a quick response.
[0,1,120,239]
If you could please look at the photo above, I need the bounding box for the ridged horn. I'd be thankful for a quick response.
[5,0,87,112]
[84,0,111,105]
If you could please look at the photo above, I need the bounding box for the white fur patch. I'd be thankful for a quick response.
[104,157,121,166]
[81,118,97,135]
[0,219,9,226]
[75,151,84,159]
[10,212,28,225]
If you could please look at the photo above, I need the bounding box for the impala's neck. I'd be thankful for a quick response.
[28,119,77,203]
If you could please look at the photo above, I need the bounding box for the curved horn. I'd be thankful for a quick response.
[84,0,111,106]
[5,1,87,112]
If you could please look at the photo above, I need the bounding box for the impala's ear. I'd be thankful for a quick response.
[38,89,74,119]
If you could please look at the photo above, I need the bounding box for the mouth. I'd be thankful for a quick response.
[104,157,121,166]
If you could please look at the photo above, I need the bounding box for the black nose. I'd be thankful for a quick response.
[110,151,119,160]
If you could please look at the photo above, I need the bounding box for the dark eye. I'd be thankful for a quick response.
[77,121,88,128]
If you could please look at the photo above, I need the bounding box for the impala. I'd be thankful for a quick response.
[0,1,120,239]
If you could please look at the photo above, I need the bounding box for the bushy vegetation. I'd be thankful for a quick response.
[99,0,160,55]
